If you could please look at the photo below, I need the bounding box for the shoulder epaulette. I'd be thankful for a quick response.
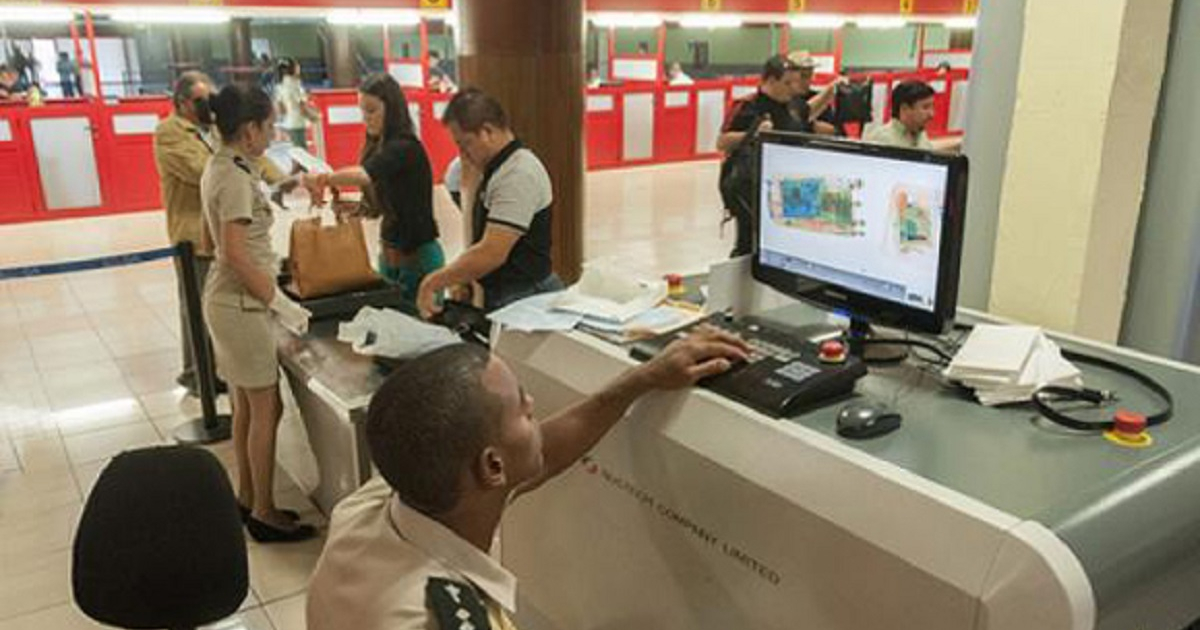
[231,155,252,175]
[426,578,492,630]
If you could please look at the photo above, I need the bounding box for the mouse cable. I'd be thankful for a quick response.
[857,338,955,365]
[1031,349,1173,432]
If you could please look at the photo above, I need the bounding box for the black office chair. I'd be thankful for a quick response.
[72,446,247,629]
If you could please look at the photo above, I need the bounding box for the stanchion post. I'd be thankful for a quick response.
[173,241,232,444]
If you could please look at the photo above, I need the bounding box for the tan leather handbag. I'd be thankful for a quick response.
[287,213,380,299]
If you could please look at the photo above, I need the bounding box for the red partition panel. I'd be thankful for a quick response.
[312,89,364,170]
[106,97,172,213]
[727,77,760,109]
[23,101,110,215]
[421,93,457,184]
[654,86,696,163]
[0,106,41,223]
[585,88,622,169]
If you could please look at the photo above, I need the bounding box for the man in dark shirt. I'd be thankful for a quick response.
[717,55,808,258]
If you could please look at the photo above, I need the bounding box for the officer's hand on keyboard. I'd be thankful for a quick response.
[636,325,751,390]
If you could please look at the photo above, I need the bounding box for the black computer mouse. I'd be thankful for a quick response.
[836,400,902,440]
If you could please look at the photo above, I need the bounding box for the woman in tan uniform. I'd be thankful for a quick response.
[202,84,315,543]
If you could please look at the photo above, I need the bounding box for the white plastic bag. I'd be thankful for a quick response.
[337,307,460,359]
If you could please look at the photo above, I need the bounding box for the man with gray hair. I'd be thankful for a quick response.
[155,71,220,396]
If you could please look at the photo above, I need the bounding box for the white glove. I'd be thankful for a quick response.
[269,290,312,336]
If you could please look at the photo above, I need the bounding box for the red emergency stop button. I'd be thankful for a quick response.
[1105,409,1153,449]
[665,274,684,297]
[819,339,847,364]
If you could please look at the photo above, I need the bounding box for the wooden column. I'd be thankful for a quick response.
[168,29,195,80]
[228,17,253,87]
[457,0,586,284]
[326,25,357,88]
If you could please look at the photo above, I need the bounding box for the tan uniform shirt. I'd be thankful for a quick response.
[200,145,277,309]
[864,118,934,151]
[307,478,519,630]
[154,113,286,255]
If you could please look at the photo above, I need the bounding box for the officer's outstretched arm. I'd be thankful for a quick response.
[514,328,749,498]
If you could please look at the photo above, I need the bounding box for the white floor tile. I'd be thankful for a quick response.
[0,602,105,630]
[62,423,163,465]
[0,501,81,560]
[247,533,326,605]
[0,469,80,521]
[262,593,306,630]
[12,436,71,473]
[0,549,72,621]
[53,397,148,437]
[202,606,276,630]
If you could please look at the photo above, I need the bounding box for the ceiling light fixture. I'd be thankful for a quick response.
[110,7,230,24]
[590,12,663,29]
[789,14,846,29]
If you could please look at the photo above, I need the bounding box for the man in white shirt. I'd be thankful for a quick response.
[307,332,749,630]
[417,88,561,315]
[667,62,694,86]
[864,80,936,150]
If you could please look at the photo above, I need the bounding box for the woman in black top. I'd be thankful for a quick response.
[303,73,443,304]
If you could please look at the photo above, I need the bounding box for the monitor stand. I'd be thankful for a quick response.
[847,317,910,363]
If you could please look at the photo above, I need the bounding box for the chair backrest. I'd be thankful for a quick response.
[72,446,247,629]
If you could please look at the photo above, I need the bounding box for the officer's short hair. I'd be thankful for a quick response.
[441,87,509,133]
[891,80,936,118]
[172,71,211,110]
[761,54,799,82]
[366,343,505,515]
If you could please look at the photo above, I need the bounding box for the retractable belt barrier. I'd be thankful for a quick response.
[0,246,177,281]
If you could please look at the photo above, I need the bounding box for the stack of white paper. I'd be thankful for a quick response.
[488,292,583,333]
[552,263,667,323]
[944,325,1082,406]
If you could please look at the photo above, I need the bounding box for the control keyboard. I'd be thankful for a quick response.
[630,315,867,417]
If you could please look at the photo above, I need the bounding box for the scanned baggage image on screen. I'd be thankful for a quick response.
[890,184,937,254]
[767,175,865,236]
[758,142,950,312]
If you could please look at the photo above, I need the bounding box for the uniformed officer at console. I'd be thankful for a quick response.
[307,330,749,629]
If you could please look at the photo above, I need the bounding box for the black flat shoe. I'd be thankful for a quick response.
[245,516,317,543]
[238,504,300,523]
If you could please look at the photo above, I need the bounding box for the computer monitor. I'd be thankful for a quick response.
[752,131,968,336]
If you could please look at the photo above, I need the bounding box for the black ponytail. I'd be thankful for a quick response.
[208,84,273,141]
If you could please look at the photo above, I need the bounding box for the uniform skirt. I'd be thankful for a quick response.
[203,296,279,390]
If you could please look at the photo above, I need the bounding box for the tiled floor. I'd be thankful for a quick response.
[0,160,731,628]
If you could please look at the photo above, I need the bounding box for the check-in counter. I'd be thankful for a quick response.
[310,88,458,183]
[0,96,171,225]
[3,70,970,225]
[581,70,969,171]
[273,262,1200,630]
[496,299,1200,630]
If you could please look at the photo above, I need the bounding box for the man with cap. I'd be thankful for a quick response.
[716,54,809,258]
[788,50,846,136]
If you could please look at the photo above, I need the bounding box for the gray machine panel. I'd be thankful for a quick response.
[753,303,1200,627]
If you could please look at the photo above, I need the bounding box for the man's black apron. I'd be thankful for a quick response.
[473,139,555,310]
